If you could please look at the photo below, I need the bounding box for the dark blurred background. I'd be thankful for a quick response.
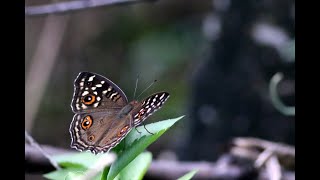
[25,0,294,178]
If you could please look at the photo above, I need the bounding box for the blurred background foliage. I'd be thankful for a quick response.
[25,0,294,167]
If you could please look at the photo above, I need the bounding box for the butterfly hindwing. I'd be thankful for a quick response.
[133,92,170,126]
[70,111,132,154]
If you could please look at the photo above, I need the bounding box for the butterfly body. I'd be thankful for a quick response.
[69,72,169,154]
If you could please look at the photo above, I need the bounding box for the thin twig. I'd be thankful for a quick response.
[233,137,295,157]
[265,156,282,180]
[25,0,157,16]
[25,131,61,170]
[254,148,275,168]
[231,137,295,170]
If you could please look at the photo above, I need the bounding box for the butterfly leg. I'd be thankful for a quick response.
[143,124,154,135]
[130,115,142,136]
[135,127,142,136]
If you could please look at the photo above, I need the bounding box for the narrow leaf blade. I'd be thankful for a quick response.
[177,170,198,180]
[107,116,183,180]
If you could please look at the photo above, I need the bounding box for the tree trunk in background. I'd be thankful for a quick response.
[178,0,295,161]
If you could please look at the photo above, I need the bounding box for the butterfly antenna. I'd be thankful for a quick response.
[133,74,140,99]
[137,79,157,99]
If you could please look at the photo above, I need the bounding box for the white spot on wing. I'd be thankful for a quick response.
[93,102,99,107]
[96,84,102,87]
[91,87,96,90]
[160,93,165,100]
[82,91,89,96]
[147,108,151,113]
[81,104,87,109]
[101,81,105,84]
[88,75,95,82]
[97,97,101,101]
[103,90,108,94]
[80,82,84,86]
[93,91,97,95]
[110,92,118,99]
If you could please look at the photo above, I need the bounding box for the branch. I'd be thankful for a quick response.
[231,137,295,170]
[25,131,61,170]
[232,137,295,157]
[25,0,157,16]
[25,143,294,179]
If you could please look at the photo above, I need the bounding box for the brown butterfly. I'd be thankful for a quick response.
[69,72,170,154]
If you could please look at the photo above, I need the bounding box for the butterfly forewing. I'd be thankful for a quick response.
[133,92,170,126]
[71,72,128,113]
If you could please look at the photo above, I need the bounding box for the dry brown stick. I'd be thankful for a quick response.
[265,156,282,180]
[231,137,295,170]
[25,15,69,131]
[25,0,157,16]
[232,137,295,157]
[147,159,243,179]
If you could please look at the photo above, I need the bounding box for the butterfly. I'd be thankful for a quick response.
[69,72,170,154]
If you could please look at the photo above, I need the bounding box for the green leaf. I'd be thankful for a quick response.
[106,116,184,180]
[44,152,113,180]
[177,170,198,180]
[43,163,106,180]
[52,151,105,169]
[100,166,111,180]
[44,168,102,180]
[44,169,72,180]
[116,152,152,180]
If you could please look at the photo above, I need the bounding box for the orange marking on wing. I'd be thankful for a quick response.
[82,94,96,105]
[118,125,129,137]
[81,115,93,130]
